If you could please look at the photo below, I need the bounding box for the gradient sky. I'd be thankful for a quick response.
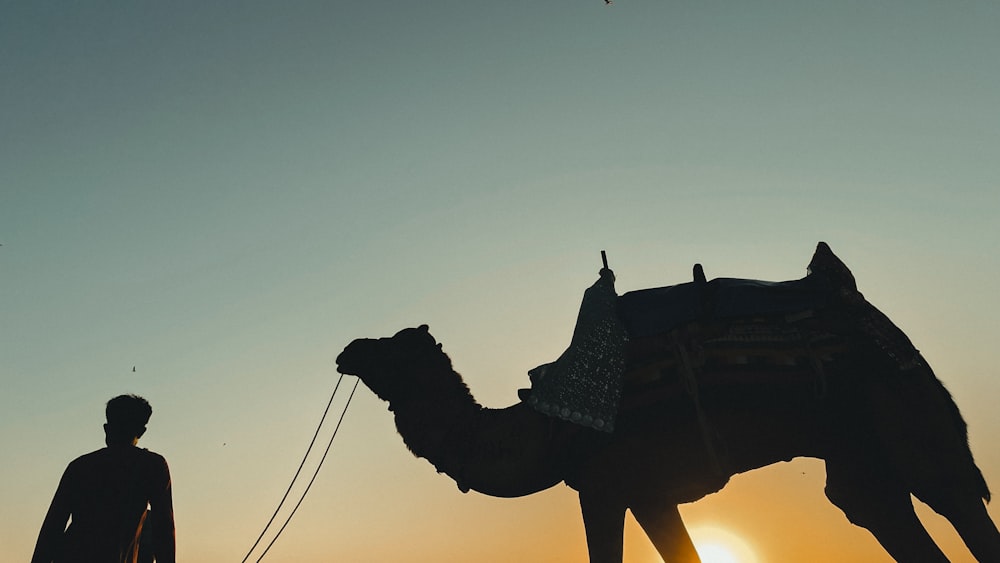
[2,1,999,561]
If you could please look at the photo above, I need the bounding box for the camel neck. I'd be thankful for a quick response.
[392,396,565,498]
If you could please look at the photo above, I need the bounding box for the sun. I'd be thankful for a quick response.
[695,541,740,563]
[689,526,758,563]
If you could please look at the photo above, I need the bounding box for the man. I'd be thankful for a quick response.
[31,395,176,563]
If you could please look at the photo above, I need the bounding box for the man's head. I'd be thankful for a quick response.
[104,394,153,446]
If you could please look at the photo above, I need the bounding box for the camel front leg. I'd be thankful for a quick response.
[579,489,627,563]
[631,497,700,563]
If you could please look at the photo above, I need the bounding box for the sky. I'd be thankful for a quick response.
[2,1,999,561]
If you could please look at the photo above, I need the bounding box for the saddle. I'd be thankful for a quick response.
[525,242,920,433]
[617,274,832,339]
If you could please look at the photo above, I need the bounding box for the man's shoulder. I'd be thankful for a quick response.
[67,446,168,468]
[139,447,169,465]
[62,448,117,481]
[66,447,109,467]
[137,448,171,477]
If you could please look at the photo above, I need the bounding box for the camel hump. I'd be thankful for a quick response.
[807,242,858,294]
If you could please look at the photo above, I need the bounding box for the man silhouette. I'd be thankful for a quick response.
[31,395,175,563]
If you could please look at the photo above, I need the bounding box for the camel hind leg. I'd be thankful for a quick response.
[914,486,1000,562]
[898,375,1000,560]
[863,365,1000,561]
[825,458,950,562]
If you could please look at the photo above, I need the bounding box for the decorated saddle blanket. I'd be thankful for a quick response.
[526,269,837,433]
[525,243,923,435]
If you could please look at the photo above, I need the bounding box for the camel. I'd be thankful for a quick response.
[335,243,1000,562]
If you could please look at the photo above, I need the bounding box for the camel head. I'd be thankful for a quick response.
[336,325,457,406]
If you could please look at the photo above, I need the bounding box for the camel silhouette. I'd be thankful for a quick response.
[336,243,1000,563]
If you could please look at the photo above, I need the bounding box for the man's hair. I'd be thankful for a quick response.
[105,394,153,437]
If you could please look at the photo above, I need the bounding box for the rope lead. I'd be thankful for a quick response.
[242,375,359,562]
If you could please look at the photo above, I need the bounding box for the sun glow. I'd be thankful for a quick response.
[690,526,758,563]
[696,542,739,563]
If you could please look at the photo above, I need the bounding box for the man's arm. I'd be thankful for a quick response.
[30,467,72,563]
[149,457,176,563]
